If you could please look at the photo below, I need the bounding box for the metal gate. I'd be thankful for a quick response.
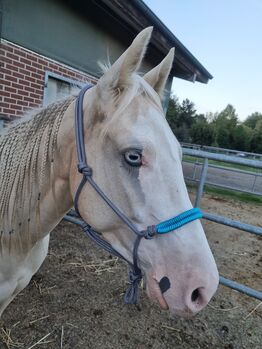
[183,148,262,301]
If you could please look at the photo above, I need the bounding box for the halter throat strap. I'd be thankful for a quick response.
[73,84,202,305]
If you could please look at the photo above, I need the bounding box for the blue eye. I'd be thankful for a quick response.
[124,150,142,167]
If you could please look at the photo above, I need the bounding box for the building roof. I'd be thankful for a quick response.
[1,0,212,83]
[90,0,213,83]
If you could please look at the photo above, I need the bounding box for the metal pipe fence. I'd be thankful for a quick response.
[184,160,262,196]
[182,148,262,301]
[181,142,262,161]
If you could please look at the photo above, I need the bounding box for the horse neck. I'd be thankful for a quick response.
[0,98,76,253]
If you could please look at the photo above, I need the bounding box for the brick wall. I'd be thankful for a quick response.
[0,40,97,121]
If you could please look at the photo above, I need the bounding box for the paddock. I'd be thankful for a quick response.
[1,193,261,349]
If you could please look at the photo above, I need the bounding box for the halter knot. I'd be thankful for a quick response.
[78,163,93,177]
[141,225,157,239]
[124,269,143,304]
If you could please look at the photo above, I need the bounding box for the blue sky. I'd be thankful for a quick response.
[144,0,262,121]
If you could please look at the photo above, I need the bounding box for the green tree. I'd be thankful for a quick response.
[166,95,197,142]
[212,104,238,148]
[232,125,252,151]
[215,126,230,148]
[243,112,262,129]
[166,94,180,131]
[179,98,197,128]
[190,120,214,145]
[249,120,262,153]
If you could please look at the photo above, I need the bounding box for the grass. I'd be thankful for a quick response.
[183,155,262,173]
[187,182,262,205]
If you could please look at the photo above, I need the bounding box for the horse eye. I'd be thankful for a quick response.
[124,150,142,167]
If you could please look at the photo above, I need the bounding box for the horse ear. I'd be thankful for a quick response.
[143,48,175,99]
[98,27,153,90]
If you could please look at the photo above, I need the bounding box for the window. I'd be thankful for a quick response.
[43,72,84,106]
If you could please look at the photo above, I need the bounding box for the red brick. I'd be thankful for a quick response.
[1,79,11,86]
[10,82,21,90]
[15,61,26,69]
[12,71,24,79]
[6,52,19,61]
[3,108,16,114]
[3,97,17,104]
[1,102,11,108]
[30,82,43,90]
[14,48,27,58]
[31,72,43,80]
[35,79,44,85]
[19,90,30,97]
[59,67,68,74]
[26,76,36,83]
[6,63,19,72]
[28,102,39,108]
[26,66,38,73]
[28,52,37,60]
[30,92,42,99]
[17,68,29,76]
[38,58,46,65]
[26,86,41,94]
[4,46,14,53]
[20,57,32,66]
[2,68,11,75]
[5,75,18,83]
[10,104,23,110]
[1,91,10,97]
[48,62,58,70]
[19,100,29,107]
[23,96,35,103]
[12,93,24,100]
[18,79,30,87]
[31,62,43,70]
[4,86,16,93]
[1,56,13,64]
[14,49,26,59]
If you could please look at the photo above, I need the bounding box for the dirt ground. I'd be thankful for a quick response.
[1,193,261,349]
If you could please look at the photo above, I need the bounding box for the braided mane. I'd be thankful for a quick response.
[0,96,75,238]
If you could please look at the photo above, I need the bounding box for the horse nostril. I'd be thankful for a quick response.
[159,276,171,293]
[191,288,200,302]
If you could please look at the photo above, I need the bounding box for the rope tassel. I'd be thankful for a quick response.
[124,269,143,304]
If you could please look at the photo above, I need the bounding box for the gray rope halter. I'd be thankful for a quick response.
[72,84,202,304]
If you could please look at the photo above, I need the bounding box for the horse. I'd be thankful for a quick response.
[0,27,219,318]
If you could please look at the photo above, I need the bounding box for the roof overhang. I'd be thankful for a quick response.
[92,0,213,83]
[62,0,212,83]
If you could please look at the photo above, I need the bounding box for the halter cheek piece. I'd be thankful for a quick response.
[73,85,202,304]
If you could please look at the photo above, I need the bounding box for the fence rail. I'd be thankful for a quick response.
[181,142,262,161]
[182,147,262,301]
[183,148,262,196]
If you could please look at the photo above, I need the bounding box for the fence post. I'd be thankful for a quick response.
[195,157,208,207]
[251,175,258,193]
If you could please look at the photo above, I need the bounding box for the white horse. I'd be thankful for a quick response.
[0,27,218,318]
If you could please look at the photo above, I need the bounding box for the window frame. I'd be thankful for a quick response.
[43,71,85,106]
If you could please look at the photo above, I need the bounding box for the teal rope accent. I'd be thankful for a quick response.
[156,208,202,234]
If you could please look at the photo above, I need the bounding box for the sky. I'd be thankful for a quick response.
[144,0,262,121]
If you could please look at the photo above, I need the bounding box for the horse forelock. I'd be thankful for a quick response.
[99,74,162,138]
[0,96,75,245]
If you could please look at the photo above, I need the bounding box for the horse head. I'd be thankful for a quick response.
[69,27,219,317]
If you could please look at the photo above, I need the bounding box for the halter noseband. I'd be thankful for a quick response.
[73,84,202,304]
